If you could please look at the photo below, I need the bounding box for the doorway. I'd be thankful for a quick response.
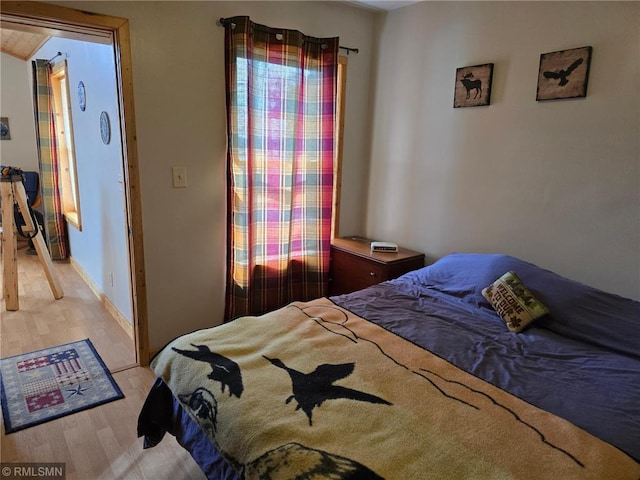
[0,1,149,366]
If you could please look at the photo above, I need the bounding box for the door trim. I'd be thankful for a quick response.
[1,1,150,365]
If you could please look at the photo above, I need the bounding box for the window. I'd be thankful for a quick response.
[233,54,347,244]
[224,18,343,317]
[50,60,82,230]
[332,55,347,239]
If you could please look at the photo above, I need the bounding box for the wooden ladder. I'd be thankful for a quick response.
[1,173,63,310]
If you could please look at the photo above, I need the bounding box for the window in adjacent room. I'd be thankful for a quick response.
[50,60,82,230]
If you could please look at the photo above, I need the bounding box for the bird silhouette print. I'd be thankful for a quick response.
[264,356,391,425]
[543,58,583,86]
[172,344,244,398]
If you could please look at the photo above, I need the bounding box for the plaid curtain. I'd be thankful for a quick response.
[32,59,68,260]
[224,16,338,319]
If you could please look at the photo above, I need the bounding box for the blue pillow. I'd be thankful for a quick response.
[400,253,539,307]
[404,253,640,357]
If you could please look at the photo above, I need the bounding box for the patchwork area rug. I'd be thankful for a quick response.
[0,339,124,433]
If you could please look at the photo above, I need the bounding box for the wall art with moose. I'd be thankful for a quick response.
[454,63,494,108]
[536,46,592,101]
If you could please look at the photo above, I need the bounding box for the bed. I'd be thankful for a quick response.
[137,253,640,479]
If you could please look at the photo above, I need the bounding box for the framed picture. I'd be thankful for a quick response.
[454,63,494,108]
[536,46,592,101]
[0,117,11,140]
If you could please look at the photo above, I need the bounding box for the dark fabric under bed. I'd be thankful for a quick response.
[141,253,640,477]
[138,377,239,480]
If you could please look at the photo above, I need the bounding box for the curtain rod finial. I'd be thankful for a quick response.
[219,17,236,29]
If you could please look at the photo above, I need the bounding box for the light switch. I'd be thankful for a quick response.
[172,166,188,188]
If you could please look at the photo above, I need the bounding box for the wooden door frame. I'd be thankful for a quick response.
[1,1,149,365]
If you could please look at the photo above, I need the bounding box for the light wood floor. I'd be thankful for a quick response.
[1,245,206,479]
[1,244,134,371]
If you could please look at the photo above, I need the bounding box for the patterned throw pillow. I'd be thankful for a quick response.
[482,271,549,332]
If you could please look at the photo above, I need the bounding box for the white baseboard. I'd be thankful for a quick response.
[69,257,134,340]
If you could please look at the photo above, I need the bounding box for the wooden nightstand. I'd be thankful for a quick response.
[329,236,425,295]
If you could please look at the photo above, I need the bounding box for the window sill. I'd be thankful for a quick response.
[64,211,82,231]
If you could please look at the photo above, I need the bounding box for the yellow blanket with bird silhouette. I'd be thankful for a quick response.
[151,297,640,480]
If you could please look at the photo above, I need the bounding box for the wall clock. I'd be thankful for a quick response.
[100,111,111,145]
[78,81,86,111]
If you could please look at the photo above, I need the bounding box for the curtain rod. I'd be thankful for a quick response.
[218,17,359,55]
[47,51,67,64]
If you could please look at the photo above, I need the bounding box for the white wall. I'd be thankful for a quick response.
[29,38,133,323]
[0,54,39,171]
[52,1,376,351]
[367,1,639,300]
